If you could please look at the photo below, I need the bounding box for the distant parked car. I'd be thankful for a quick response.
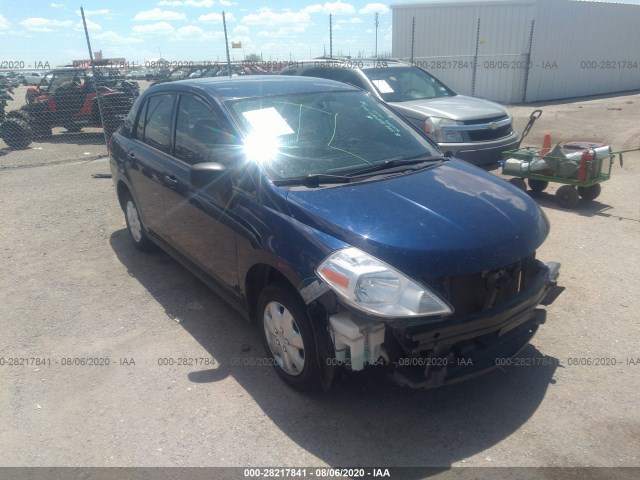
[281,58,520,165]
[19,71,47,86]
[108,75,562,391]
[0,72,21,88]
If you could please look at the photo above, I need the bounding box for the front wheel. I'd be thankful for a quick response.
[257,283,323,391]
[122,191,154,251]
[555,185,579,209]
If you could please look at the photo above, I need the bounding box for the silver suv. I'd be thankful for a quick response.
[280,59,520,165]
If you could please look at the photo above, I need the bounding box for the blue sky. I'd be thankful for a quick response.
[0,1,394,67]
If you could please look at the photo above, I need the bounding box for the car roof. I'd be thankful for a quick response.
[147,75,360,100]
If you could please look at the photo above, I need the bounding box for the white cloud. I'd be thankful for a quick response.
[232,25,249,35]
[0,14,10,30]
[198,12,235,23]
[304,1,356,15]
[20,17,73,32]
[257,25,306,38]
[359,3,389,15]
[82,9,113,16]
[50,3,66,8]
[95,30,144,44]
[128,21,224,42]
[219,0,236,6]
[338,17,363,24]
[241,8,310,26]
[133,8,186,22]
[75,18,102,31]
[174,25,224,41]
[175,25,204,37]
[132,21,176,35]
[158,0,216,6]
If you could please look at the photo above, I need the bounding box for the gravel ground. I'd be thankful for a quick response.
[0,89,638,470]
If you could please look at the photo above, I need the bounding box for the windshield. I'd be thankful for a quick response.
[225,91,440,181]
[364,67,454,103]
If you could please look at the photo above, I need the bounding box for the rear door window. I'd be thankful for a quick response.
[139,94,175,153]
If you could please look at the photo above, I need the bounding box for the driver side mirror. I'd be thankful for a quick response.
[189,162,228,190]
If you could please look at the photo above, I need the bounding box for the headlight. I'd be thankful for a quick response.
[424,117,464,143]
[316,247,453,318]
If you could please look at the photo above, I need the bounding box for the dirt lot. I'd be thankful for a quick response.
[0,89,639,471]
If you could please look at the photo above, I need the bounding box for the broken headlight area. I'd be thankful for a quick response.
[319,256,563,388]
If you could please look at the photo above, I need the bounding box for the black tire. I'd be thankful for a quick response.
[578,183,601,201]
[555,185,579,209]
[20,103,53,139]
[257,283,323,391]
[122,191,154,251]
[508,177,527,191]
[528,179,549,192]
[0,118,33,149]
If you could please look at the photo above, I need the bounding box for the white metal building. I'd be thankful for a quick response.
[391,0,640,103]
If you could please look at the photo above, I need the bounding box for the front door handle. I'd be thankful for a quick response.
[164,175,178,187]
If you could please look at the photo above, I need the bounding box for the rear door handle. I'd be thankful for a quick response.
[164,175,178,187]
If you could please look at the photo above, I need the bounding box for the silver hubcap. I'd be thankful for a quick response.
[263,301,305,376]
[126,200,143,243]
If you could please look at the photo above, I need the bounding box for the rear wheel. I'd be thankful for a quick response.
[528,179,549,192]
[0,118,33,149]
[555,185,579,209]
[122,191,154,251]
[257,283,322,391]
[578,184,601,201]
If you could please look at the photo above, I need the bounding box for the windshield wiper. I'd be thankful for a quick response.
[272,173,352,188]
[346,154,446,177]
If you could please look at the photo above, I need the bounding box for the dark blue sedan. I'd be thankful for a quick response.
[109,76,562,390]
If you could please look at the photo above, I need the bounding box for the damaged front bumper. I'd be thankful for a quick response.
[326,260,563,388]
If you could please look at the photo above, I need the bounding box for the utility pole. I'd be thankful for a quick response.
[222,11,232,78]
[329,14,333,58]
[374,12,379,58]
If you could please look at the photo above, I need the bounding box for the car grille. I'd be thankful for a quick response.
[424,254,537,317]
[464,115,513,142]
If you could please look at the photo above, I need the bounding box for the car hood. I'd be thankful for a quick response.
[284,159,549,278]
[390,94,509,122]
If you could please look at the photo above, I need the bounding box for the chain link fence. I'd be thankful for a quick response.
[0,62,290,166]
